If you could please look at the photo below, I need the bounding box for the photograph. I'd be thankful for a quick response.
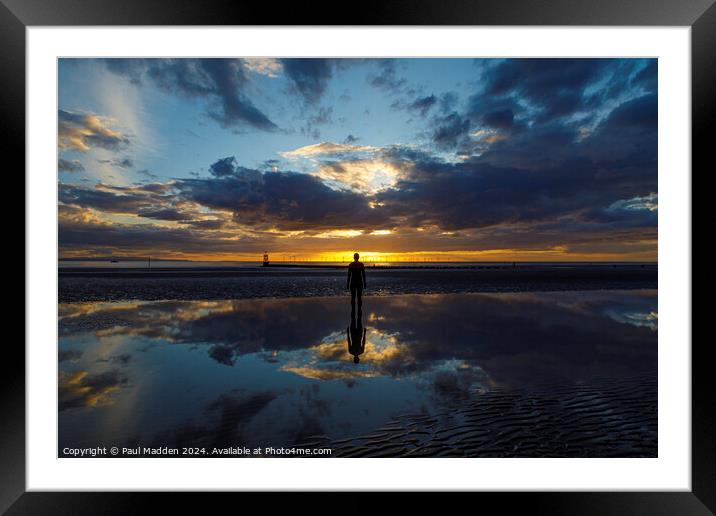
[56,56,659,459]
[6,0,706,507]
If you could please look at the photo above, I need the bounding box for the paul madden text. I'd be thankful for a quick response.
[61,446,333,457]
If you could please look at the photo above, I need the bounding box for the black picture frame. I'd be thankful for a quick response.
[5,0,708,513]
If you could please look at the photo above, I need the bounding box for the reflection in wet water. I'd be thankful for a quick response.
[58,291,656,455]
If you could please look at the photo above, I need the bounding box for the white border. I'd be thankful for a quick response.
[27,27,691,491]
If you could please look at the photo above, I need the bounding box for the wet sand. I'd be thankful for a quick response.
[58,292,657,457]
[59,265,656,302]
[300,372,657,458]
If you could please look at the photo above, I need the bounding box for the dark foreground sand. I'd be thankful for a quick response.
[298,372,657,458]
[59,265,657,302]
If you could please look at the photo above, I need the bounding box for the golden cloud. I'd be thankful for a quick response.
[280,142,376,159]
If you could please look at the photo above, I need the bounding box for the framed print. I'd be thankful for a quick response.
[6,0,710,512]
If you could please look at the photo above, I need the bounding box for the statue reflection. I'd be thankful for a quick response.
[347,308,366,364]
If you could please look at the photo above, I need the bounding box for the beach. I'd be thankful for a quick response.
[58,287,657,458]
[58,263,657,302]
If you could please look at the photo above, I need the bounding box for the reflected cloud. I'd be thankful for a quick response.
[59,291,657,389]
[58,370,127,411]
[59,291,657,454]
[607,310,658,331]
[58,349,83,363]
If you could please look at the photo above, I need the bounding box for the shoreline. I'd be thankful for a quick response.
[58,267,656,303]
[59,262,656,277]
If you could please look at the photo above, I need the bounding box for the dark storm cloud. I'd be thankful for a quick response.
[375,85,657,231]
[470,58,657,130]
[578,93,657,165]
[280,58,336,103]
[431,112,471,150]
[200,59,277,130]
[483,109,514,129]
[60,184,149,213]
[471,122,579,169]
[182,219,227,230]
[601,93,657,130]
[137,207,192,221]
[466,94,524,131]
[376,144,655,232]
[58,213,264,255]
[104,58,278,131]
[178,163,387,231]
[209,156,238,177]
[59,181,216,225]
[482,58,612,122]
[58,159,85,173]
[59,183,172,214]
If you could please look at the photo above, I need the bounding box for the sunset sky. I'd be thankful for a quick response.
[58,58,657,262]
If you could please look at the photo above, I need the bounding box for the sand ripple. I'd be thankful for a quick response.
[297,372,657,457]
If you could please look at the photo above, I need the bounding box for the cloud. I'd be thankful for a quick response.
[57,59,657,260]
[209,344,237,366]
[482,58,611,122]
[178,164,387,231]
[241,58,283,78]
[407,94,437,117]
[367,59,406,93]
[59,182,171,215]
[466,95,524,132]
[58,370,127,411]
[58,349,83,362]
[209,156,239,177]
[280,58,335,103]
[58,212,256,256]
[431,112,471,150]
[300,106,334,139]
[280,142,376,159]
[631,60,657,93]
[137,169,158,179]
[58,109,130,152]
[438,91,459,113]
[58,293,657,388]
[375,144,655,232]
[103,58,278,131]
[600,92,657,130]
[147,391,278,449]
[137,207,192,221]
[312,158,404,194]
[58,159,85,173]
[59,85,657,254]
[609,193,658,213]
[97,157,134,169]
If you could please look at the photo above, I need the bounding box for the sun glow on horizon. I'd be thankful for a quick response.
[59,247,657,263]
